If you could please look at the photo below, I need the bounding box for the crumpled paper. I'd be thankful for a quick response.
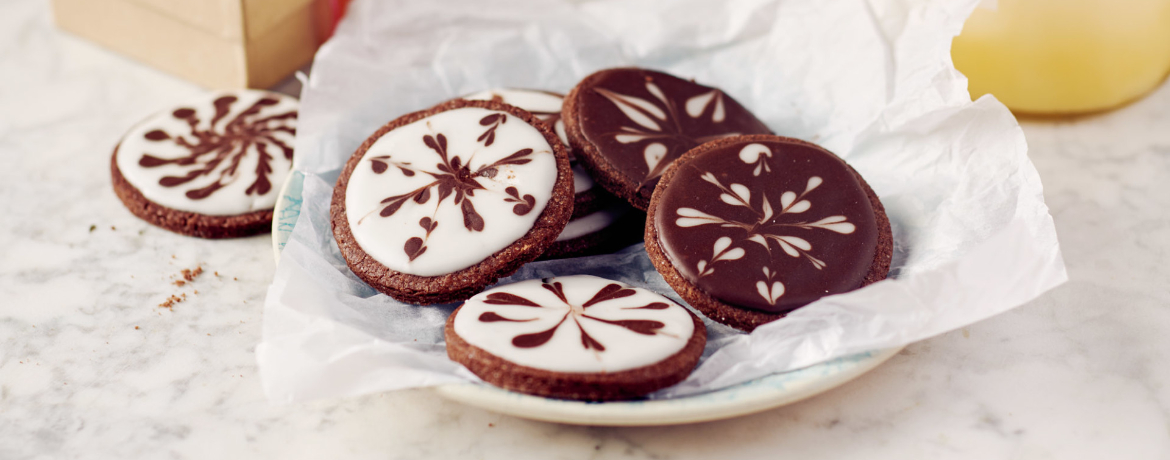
[256,0,1066,402]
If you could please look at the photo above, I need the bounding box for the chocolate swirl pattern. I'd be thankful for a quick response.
[655,139,879,314]
[364,129,539,262]
[593,84,734,182]
[344,107,559,277]
[138,95,295,200]
[451,275,696,373]
[114,90,298,216]
[477,280,668,351]
[461,89,594,194]
[570,68,772,207]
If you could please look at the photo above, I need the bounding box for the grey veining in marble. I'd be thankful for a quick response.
[1,0,1168,458]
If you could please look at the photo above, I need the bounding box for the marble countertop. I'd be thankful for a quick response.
[2,1,1168,458]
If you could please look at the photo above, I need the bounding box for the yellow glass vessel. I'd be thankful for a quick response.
[952,0,1170,115]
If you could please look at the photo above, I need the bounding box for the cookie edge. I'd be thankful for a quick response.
[110,145,274,239]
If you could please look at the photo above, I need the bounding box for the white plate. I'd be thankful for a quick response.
[434,347,900,426]
[271,170,901,426]
[272,169,304,263]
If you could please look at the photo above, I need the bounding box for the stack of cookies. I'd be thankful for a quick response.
[111,68,892,401]
[327,67,892,400]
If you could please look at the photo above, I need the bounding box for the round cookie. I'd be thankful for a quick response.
[445,275,707,401]
[536,206,645,260]
[111,90,298,238]
[563,68,772,210]
[460,88,615,217]
[645,135,892,332]
[331,99,574,305]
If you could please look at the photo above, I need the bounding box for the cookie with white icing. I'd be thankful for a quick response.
[462,89,646,259]
[445,275,706,401]
[563,68,772,210]
[459,88,618,218]
[645,135,893,332]
[331,99,574,305]
[110,90,297,238]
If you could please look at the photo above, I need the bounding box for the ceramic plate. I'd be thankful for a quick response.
[271,170,901,426]
[433,347,899,426]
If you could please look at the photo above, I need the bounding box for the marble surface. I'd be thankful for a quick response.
[2,0,1168,458]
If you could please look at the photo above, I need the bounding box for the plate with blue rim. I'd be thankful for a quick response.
[271,169,901,426]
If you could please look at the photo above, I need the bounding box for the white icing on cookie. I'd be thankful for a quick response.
[345,107,558,277]
[463,89,563,122]
[115,90,297,215]
[451,275,696,373]
[555,206,630,242]
[462,89,595,194]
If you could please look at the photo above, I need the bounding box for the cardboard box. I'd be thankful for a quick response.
[52,0,341,89]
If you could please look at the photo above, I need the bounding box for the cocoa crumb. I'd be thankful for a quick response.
[193,289,198,295]
[214,271,219,277]
[110,226,116,230]
[135,326,139,330]
[488,423,495,427]
[88,225,96,232]
[174,280,186,287]
[180,266,203,282]
[159,294,183,309]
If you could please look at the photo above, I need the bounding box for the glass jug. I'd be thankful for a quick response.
[952,0,1170,115]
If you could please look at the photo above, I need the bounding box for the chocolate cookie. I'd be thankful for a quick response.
[536,206,645,260]
[563,68,772,210]
[645,135,892,332]
[445,275,706,401]
[331,99,574,305]
[460,88,615,217]
[111,90,298,238]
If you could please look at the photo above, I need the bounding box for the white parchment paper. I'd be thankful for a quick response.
[256,0,1066,402]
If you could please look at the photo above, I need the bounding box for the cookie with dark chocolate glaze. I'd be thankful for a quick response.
[445,275,706,401]
[110,90,298,238]
[331,99,574,305]
[563,68,772,210]
[645,135,892,332]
